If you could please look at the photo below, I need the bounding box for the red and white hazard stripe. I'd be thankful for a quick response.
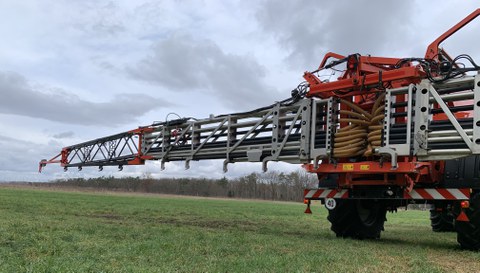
[304,188,349,199]
[304,188,470,200]
[404,188,470,200]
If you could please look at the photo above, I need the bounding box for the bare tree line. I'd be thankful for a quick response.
[37,170,318,202]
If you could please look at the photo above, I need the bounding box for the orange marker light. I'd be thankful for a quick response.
[461,201,470,209]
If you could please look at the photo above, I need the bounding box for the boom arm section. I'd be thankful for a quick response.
[40,99,319,173]
[39,129,151,172]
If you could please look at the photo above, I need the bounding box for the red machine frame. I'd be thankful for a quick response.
[301,9,480,190]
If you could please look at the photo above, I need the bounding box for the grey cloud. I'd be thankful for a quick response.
[52,131,74,139]
[0,71,169,126]
[0,135,60,174]
[71,1,126,37]
[128,33,278,110]
[0,134,115,181]
[256,0,415,68]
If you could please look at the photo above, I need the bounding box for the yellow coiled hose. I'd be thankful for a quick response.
[333,94,385,158]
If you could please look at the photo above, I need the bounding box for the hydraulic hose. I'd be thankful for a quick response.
[339,99,373,119]
[368,94,386,153]
[333,95,385,158]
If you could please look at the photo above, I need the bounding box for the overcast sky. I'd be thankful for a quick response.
[0,1,478,182]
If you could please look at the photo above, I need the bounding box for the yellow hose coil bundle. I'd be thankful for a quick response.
[333,94,385,158]
[367,93,386,154]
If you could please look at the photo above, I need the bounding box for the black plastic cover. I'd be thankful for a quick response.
[444,156,480,189]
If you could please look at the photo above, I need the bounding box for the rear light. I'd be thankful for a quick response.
[461,201,470,209]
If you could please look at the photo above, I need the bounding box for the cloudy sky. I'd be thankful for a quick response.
[0,1,478,181]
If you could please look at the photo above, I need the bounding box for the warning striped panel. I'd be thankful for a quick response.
[305,188,470,200]
[304,189,349,199]
[404,188,470,200]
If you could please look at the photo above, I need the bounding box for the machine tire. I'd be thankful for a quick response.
[430,207,455,232]
[455,192,480,250]
[327,199,387,239]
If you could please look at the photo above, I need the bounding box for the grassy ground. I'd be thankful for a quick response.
[0,187,478,273]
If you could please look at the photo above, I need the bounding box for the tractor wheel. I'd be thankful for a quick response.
[327,199,387,239]
[455,192,480,250]
[430,206,455,232]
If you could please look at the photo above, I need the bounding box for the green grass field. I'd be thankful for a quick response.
[0,187,478,273]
